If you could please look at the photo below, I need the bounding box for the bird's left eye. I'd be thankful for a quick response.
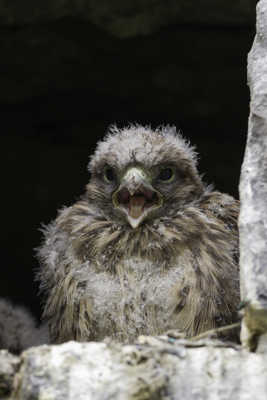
[158,167,174,182]
[104,166,116,183]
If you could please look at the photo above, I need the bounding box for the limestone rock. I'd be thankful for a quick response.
[0,350,20,398]
[239,0,267,351]
[6,339,267,400]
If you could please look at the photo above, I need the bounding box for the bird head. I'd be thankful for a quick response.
[112,166,163,229]
[87,125,204,229]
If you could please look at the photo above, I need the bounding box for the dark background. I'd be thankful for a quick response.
[1,1,256,320]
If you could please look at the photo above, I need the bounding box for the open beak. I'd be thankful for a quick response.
[112,167,163,229]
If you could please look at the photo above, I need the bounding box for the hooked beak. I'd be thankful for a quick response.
[112,167,163,229]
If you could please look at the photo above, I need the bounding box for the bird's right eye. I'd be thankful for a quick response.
[157,167,175,182]
[103,166,116,183]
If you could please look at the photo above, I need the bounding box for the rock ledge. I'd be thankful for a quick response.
[0,338,265,400]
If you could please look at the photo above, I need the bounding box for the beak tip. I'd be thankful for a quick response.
[127,215,142,229]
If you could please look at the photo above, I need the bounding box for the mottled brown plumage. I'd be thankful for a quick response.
[37,125,240,344]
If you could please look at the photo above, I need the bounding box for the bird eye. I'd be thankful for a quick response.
[104,166,116,183]
[158,167,174,182]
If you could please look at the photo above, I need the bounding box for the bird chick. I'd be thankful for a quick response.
[37,125,240,344]
[0,298,49,353]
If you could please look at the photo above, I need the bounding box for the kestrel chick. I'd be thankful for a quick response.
[38,125,240,344]
[0,299,48,353]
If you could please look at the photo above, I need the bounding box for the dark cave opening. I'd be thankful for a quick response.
[1,14,254,320]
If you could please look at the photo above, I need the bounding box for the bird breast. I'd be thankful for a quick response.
[85,256,185,342]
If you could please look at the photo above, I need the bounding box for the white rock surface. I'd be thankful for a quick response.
[5,339,267,400]
[239,0,267,350]
[0,350,20,398]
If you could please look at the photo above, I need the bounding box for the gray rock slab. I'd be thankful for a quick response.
[8,340,267,400]
[239,0,267,350]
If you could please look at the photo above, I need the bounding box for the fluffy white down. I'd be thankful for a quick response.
[0,298,49,352]
[89,124,198,172]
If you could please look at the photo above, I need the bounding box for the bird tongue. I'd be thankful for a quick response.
[129,195,146,219]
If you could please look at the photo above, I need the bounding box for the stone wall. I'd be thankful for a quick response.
[239,0,267,351]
